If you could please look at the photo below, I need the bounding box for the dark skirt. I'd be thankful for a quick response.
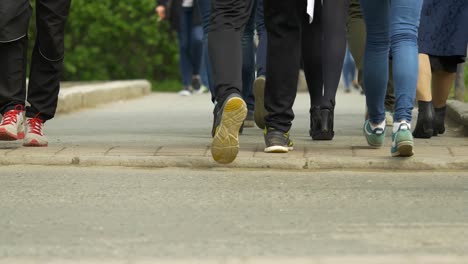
[418,0,468,58]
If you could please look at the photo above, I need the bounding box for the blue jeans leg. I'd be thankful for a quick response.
[197,0,215,99]
[342,45,356,90]
[190,25,203,76]
[255,0,267,77]
[178,8,194,88]
[360,0,422,124]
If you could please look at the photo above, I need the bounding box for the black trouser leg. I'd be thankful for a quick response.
[264,0,303,132]
[302,0,323,108]
[0,37,28,115]
[321,0,349,110]
[208,0,254,105]
[26,0,71,121]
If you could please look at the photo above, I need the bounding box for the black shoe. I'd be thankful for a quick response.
[191,77,201,91]
[309,106,321,138]
[264,127,293,153]
[413,101,434,138]
[312,108,334,140]
[433,106,446,136]
[253,76,267,129]
[211,94,247,164]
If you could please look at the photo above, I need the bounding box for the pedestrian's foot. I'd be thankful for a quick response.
[363,119,386,148]
[193,85,209,95]
[191,77,201,91]
[211,94,247,164]
[264,127,293,153]
[413,101,434,138]
[178,89,191,96]
[0,105,25,141]
[23,116,48,147]
[253,76,267,129]
[243,110,255,128]
[391,121,414,157]
[311,108,334,140]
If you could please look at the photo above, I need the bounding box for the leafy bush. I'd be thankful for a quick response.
[28,0,179,82]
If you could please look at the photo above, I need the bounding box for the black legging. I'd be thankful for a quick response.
[304,0,349,110]
[264,0,349,132]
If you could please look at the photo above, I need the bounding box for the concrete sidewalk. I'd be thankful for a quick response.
[0,90,467,170]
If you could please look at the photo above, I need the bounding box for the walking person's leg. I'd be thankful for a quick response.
[252,0,268,129]
[241,0,257,128]
[318,0,350,140]
[209,0,254,164]
[413,53,434,138]
[197,0,215,100]
[263,0,303,153]
[0,0,30,141]
[388,0,422,155]
[301,0,324,140]
[24,0,71,147]
[360,0,390,148]
[342,45,355,92]
[190,23,204,92]
[177,7,194,95]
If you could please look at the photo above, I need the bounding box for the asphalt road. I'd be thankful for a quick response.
[1,166,467,262]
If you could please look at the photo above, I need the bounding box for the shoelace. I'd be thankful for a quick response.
[0,105,24,125]
[27,117,44,135]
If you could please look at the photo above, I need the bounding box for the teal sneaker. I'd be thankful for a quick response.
[363,119,386,148]
[391,122,414,157]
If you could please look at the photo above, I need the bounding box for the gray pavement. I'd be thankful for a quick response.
[1,166,468,263]
[0,89,467,170]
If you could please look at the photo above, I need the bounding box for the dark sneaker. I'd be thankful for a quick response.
[243,110,255,128]
[391,122,414,157]
[363,119,386,148]
[211,94,247,164]
[191,77,201,91]
[253,76,267,129]
[264,127,294,153]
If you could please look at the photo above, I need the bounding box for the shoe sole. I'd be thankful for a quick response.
[391,141,414,157]
[23,138,48,147]
[264,145,293,153]
[211,97,247,164]
[253,77,267,129]
[0,128,24,141]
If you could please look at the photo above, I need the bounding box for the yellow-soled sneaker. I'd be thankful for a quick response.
[0,105,25,141]
[211,94,247,164]
[23,117,48,147]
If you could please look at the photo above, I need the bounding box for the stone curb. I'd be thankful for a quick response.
[1,154,468,171]
[56,80,151,114]
[446,99,468,136]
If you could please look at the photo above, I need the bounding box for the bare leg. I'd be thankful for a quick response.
[416,54,432,102]
[432,70,456,108]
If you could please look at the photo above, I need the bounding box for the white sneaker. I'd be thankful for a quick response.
[0,105,25,141]
[23,117,48,147]
[194,85,208,95]
[178,89,191,96]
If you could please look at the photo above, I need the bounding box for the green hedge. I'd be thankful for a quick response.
[28,0,179,82]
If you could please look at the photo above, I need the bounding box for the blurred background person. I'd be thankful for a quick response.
[156,0,206,96]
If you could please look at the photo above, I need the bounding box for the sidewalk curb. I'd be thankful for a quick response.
[447,99,468,136]
[56,80,151,114]
[1,154,467,171]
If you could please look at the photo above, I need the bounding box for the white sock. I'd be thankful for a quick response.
[370,120,386,131]
[393,121,411,133]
